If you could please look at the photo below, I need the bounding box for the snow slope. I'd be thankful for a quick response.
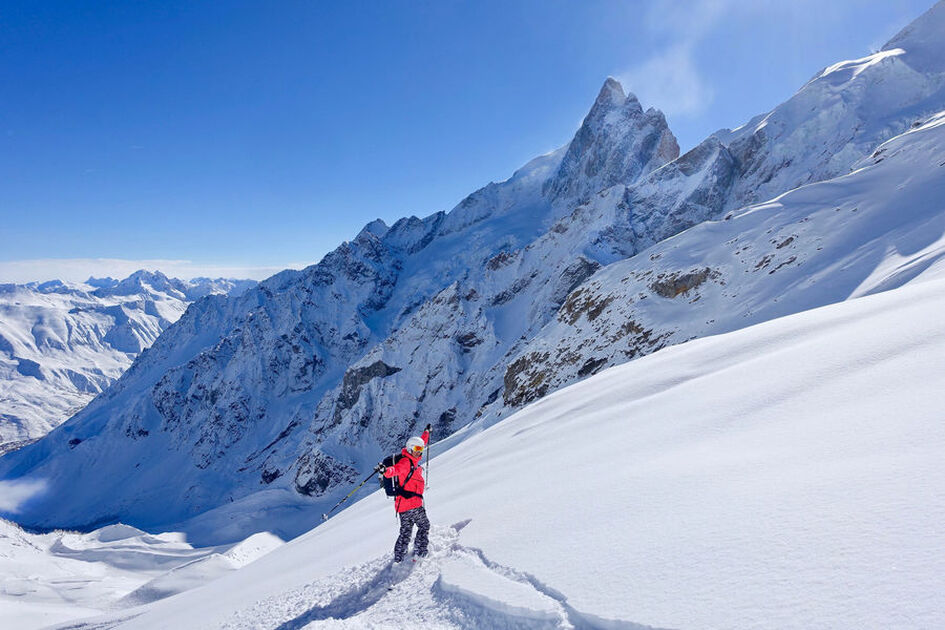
[52,274,945,630]
[0,272,254,451]
[0,519,281,629]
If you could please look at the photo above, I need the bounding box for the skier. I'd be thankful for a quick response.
[376,424,431,563]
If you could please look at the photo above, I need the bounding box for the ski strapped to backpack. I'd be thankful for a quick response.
[379,453,422,499]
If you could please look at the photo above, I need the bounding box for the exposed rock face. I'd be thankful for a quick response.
[650,269,716,299]
[623,137,739,250]
[335,361,402,423]
[551,257,602,308]
[503,352,552,408]
[294,451,359,497]
[545,78,680,204]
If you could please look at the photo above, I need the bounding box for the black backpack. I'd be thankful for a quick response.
[379,453,421,499]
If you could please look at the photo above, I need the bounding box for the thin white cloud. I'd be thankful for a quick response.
[0,258,310,284]
[0,479,47,514]
[643,0,731,41]
[620,43,715,117]
[618,0,732,118]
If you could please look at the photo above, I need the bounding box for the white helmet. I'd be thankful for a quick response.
[405,436,425,457]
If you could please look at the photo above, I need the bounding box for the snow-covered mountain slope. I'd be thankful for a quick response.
[0,272,254,451]
[500,109,945,410]
[52,275,945,630]
[0,79,682,541]
[714,0,945,210]
[0,519,281,630]
[3,3,945,544]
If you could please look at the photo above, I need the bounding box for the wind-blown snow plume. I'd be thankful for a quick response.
[0,479,46,513]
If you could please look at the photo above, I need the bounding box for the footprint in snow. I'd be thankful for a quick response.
[222,520,577,629]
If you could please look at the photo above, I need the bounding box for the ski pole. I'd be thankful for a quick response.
[321,468,377,521]
[425,425,431,489]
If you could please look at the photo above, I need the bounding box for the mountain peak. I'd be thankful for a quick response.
[356,218,390,241]
[595,77,626,107]
[86,276,119,290]
[587,78,644,121]
[544,78,678,203]
[123,269,169,283]
[883,0,945,50]
[881,0,945,74]
[89,269,183,299]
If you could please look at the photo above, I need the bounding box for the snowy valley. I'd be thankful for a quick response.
[0,519,281,629]
[1,2,945,628]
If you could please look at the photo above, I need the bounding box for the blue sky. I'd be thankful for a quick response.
[0,0,933,282]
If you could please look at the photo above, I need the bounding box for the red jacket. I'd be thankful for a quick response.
[383,429,429,513]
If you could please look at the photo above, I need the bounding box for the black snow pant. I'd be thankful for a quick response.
[393,506,429,562]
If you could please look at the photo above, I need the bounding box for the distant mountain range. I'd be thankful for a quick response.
[2,1,943,545]
[0,271,255,452]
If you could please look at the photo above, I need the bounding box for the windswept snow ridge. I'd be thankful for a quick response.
[714,0,945,209]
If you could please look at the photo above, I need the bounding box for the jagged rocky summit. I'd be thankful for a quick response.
[2,1,945,543]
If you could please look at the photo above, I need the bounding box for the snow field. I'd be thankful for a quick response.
[58,274,945,629]
[0,521,282,629]
[219,521,571,630]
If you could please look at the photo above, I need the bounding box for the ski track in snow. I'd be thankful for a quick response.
[220,521,663,630]
[55,615,143,630]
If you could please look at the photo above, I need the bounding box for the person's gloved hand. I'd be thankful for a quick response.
[375,463,386,473]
